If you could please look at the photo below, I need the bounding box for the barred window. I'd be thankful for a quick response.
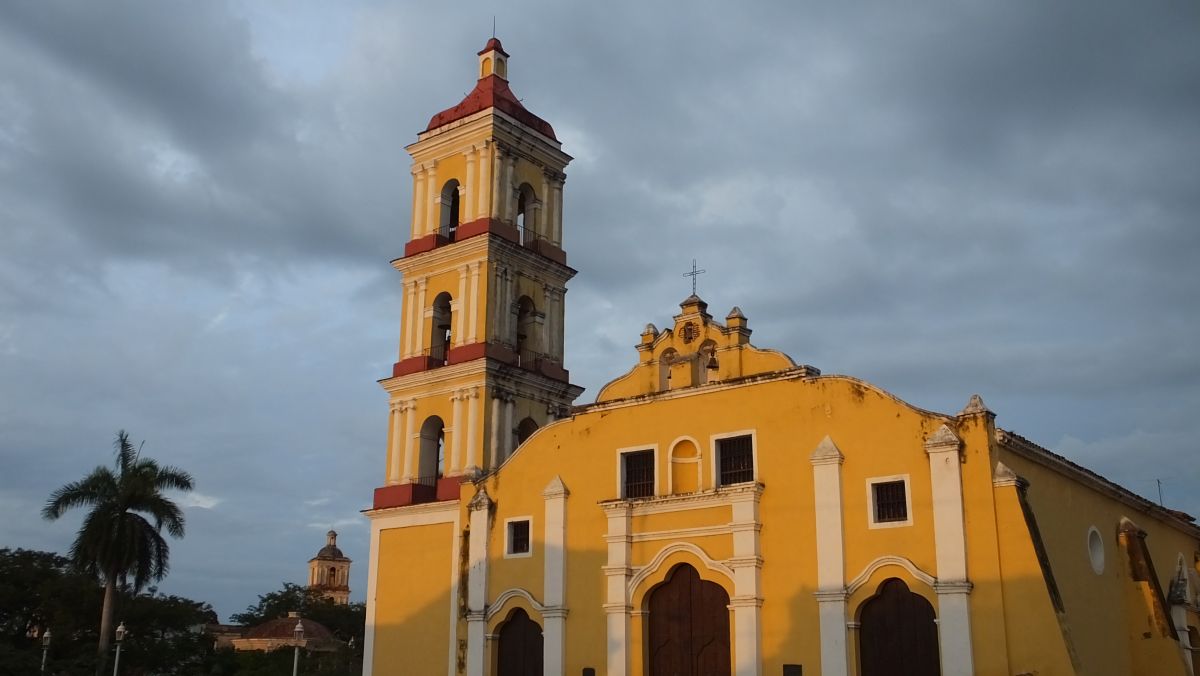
[507,519,530,556]
[717,435,754,486]
[872,480,908,523]
[623,450,655,498]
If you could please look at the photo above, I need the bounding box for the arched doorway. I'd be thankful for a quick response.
[859,578,940,676]
[647,563,730,676]
[496,608,543,676]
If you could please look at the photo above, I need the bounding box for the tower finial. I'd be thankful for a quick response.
[492,16,496,39]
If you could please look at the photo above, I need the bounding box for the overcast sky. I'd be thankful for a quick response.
[2,1,1198,622]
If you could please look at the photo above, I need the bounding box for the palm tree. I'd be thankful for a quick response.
[42,430,194,676]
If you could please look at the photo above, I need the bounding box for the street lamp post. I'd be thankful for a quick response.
[40,629,51,674]
[292,618,304,676]
[111,622,127,676]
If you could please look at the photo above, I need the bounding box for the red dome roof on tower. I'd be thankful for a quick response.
[478,37,509,57]
[424,40,556,140]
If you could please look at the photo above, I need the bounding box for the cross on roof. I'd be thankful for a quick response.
[683,259,707,296]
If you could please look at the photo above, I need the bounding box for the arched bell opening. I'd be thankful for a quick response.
[658,349,678,392]
[515,416,540,449]
[696,339,719,385]
[439,179,461,240]
[430,292,453,365]
[417,416,445,485]
[515,183,538,246]
[514,295,538,366]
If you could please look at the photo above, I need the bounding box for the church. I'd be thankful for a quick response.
[360,39,1200,676]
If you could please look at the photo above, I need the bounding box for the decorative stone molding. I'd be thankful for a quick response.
[810,435,845,466]
[542,474,569,499]
[846,555,938,596]
[959,393,991,416]
[992,461,1026,488]
[924,424,962,454]
[468,486,492,512]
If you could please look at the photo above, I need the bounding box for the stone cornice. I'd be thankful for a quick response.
[392,234,488,273]
[996,428,1200,537]
[361,499,460,520]
[581,367,818,414]
[598,483,764,516]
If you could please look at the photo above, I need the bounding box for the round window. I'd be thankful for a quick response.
[1087,526,1105,575]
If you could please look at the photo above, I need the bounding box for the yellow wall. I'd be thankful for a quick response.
[373,523,456,673]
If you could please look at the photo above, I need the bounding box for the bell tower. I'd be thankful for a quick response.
[372,39,583,510]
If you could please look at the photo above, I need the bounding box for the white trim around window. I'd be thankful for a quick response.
[503,515,534,559]
[615,444,660,498]
[866,474,913,529]
[709,429,758,489]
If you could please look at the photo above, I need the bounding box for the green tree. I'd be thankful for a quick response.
[42,430,194,676]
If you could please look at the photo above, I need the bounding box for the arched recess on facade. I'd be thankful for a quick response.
[439,179,461,240]
[629,542,735,611]
[493,606,543,676]
[515,416,539,448]
[658,348,678,392]
[417,415,445,482]
[856,577,941,676]
[668,436,702,495]
[514,295,539,363]
[430,292,453,364]
[515,183,538,245]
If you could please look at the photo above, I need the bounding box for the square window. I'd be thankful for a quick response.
[506,518,531,557]
[717,434,754,486]
[622,450,655,498]
[867,476,912,528]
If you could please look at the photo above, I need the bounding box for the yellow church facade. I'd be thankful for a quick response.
[362,40,1200,676]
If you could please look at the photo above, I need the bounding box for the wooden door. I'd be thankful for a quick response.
[497,608,543,676]
[648,563,731,676]
[859,578,941,676]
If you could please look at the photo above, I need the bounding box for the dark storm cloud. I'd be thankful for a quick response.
[1,0,1197,619]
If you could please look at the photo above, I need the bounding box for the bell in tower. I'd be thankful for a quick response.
[371,39,583,511]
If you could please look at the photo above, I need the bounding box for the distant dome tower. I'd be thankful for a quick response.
[308,530,351,604]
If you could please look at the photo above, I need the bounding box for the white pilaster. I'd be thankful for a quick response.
[404,281,417,358]
[925,424,974,675]
[414,278,428,355]
[502,154,517,223]
[729,488,763,676]
[450,391,464,473]
[401,399,417,482]
[464,147,478,221]
[425,163,439,236]
[543,476,569,676]
[456,266,468,346]
[468,262,481,343]
[810,435,848,676]
[602,503,632,676]
[388,402,405,484]
[503,395,515,459]
[465,387,481,473]
[466,488,493,676]
[411,166,426,239]
[551,179,564,245]
[540,173,551,239]
[490,146,504,219]
[478,143,493,220]
[490,392,503,470]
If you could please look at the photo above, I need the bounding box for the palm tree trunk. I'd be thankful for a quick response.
[95,574,116,676]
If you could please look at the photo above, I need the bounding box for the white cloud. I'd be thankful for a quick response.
[177,492,222,510]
